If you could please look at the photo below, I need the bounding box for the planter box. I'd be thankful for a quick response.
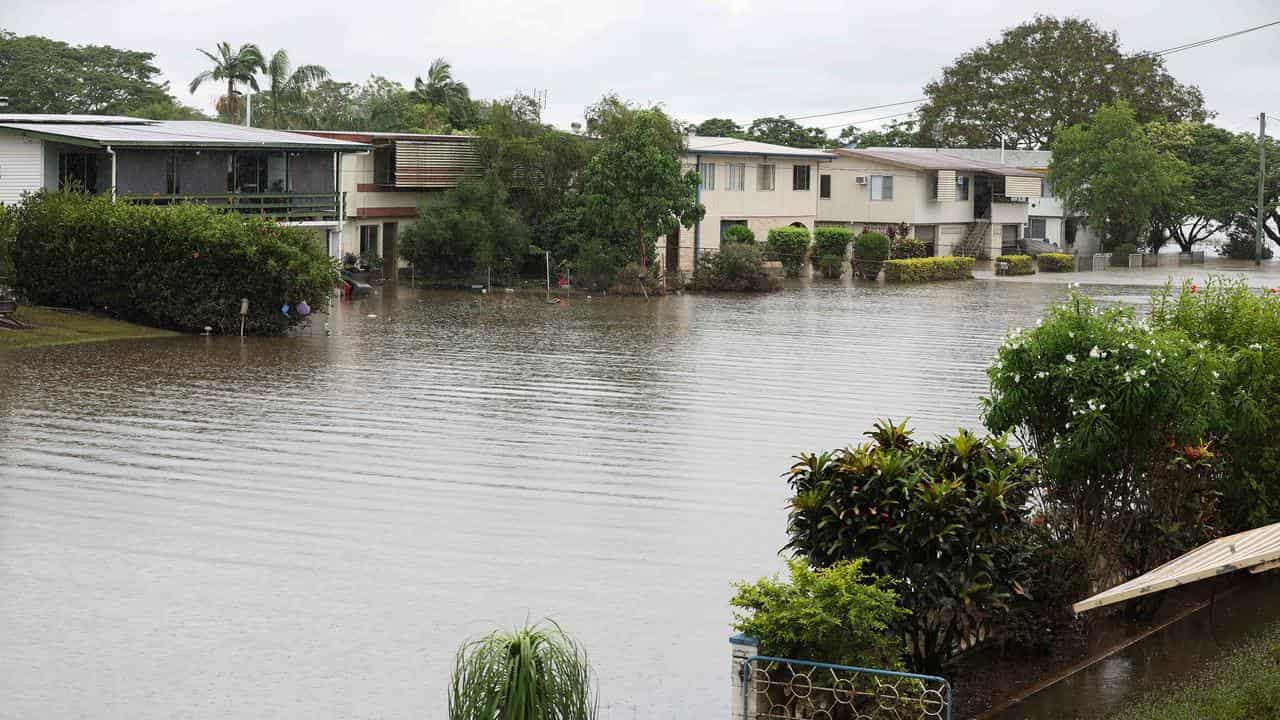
[1128,253,1144,269]
[1092,253,1112,272]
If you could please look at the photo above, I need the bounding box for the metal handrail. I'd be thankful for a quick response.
[117,192,340,219]
[742,655,952,720]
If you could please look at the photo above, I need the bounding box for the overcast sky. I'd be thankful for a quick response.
[4,0,1278,136]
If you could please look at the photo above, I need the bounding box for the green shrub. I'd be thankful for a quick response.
[1220,231,1274,260]
[731,558,906,669]
[1037,253,1075,272]
[688,243,780,292]
[784,420,1040,673]
[721,224,755,245]
[997,254,1036,275]
[400,175,528,281]
[0,203,15,279]
[883,256,974,282]
[1109,242,1138,266]
[450,621,596,720]
[12,191,337,335]
[816,254,844,279]
[852,231,890,279]
[891,237,928,259]
[766,227,811,277]
[812,227,853,259]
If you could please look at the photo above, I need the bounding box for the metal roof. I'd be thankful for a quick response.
[0,113,151,124]
[836,147,1044,177]
[1073,521,1280,614]
[894,147,1053,170]
[0,120,367,151]
[685,136,834,159]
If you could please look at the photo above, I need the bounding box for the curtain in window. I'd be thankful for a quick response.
[758,164,775,191]
[699,163,716,190]
[727,164,745,191]
[871,175,893,200]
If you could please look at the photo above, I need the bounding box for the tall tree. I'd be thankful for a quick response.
[257,49,329,129]
[836,119,922,148]
[1146,123,1255,252]
[1049,101,1190,250]
[413,58,475,129]
[0,30,178,114]
[745,116,828,148]
[188,42,265,124]
[694,117,743,137]
[919,16,1207,149]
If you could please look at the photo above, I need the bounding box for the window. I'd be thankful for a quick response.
[1041,178,1051,197]
[792,165,811,191]
[230,150,287,193]
[870,175,893,201]
[819,174,832,199]
[758,164,775,191]
[699,162,716,191]
[359,225,380,256]
[1026,217,1047,239]
[929,173,938,200]
[58,151,100,192]
[957,175,970,201]
[727,163,745,191]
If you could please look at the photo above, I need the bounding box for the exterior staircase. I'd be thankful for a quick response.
[952,220,991,259]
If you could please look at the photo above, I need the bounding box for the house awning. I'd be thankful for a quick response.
[1072,521,1280,614]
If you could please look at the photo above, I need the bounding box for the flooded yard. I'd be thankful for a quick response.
[0,276,1217,718]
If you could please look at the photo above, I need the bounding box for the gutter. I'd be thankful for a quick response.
[693,152,701,269]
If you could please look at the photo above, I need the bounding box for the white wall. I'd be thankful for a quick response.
[0,132,44,204]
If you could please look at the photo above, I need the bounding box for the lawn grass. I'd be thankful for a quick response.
[1108,618,1280,720]
[0,306,179,350]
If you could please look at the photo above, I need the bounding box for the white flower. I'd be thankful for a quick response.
[1212,371,1220,379]
[1250,343,1263,350]
[1124,373,1133,382]
[1139,368,1147,376]
[1014,374,1021,383]
[1065,422,1072,429]
[1089,346,1102,359]
[1127,343,1136,350]
[1036,371,1048,379]
[1065,354,1076,363]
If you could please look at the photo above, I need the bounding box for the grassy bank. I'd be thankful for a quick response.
[1109,617,1280,720]
[0,306,178,350]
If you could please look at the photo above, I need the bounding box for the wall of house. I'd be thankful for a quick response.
[0,132,43,204]
[338,151,437,259]
[818,155,919,224]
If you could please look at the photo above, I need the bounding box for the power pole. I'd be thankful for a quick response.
[1258,112,1267,267]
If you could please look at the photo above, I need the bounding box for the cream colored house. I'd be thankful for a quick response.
[297,131,481,262]
[659,136,833,272]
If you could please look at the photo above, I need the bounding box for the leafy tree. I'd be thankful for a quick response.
[0,30,177,114]
[188,42,266,125]
[124,98,211,121]
[918,16,1207,149]
[414,58,477,130]
[836,119,922,148]
[255,49,329,129]
[1226,133,1280,252]
[577,101,703,271]
[298,80,363,130]
[1049,101,1190,250]
[1146,124,1255,252]
[694,117,743,137]
[399,173,528,280]
[745,116,828,148]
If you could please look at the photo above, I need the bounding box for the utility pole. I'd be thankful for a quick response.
[1258,112,1267,268]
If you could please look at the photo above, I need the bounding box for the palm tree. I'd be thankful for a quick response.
[414,58,473,128]
[189,42,266,125]
[261,49,329,129]
[449,621,596,720]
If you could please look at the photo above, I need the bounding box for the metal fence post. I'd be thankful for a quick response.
[730,634,759,720]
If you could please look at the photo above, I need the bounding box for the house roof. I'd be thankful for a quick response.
[880,147,1053,170]
[836,147,1044,176]
[1073,521,1280,614]
[297,130,479,145]
[685,136,834,159]
[0,116,368,151]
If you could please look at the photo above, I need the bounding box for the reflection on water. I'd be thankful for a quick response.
[1,279,1149,719]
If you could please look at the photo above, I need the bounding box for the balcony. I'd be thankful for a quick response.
[118,192,342,222]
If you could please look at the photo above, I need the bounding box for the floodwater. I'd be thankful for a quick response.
[0,277,1157,719]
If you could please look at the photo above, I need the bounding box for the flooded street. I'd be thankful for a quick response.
[1,278,1159,719]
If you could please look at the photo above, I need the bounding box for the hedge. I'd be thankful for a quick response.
[1037,253,1075,272]
[996,254,1036,275]
[891,237,929,259]
[813,227,853,259]
[722,224,755,245]
[12,191,338,335]
[766,227,811,277]
[852,231,890,279]
[883,256,975,282]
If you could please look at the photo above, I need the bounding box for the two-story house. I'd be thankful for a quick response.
[659,136,834,272]
[0,114,367,255]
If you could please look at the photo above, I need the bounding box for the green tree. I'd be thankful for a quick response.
[1049,101,1190,250]
[836,119,922,148]
[1146,124,1255,252]
[577,101,704,272]
[0,30,177,114]
[745,116,828,148]
[188,42,266,125]
[694,117,743,137]
[413,57,477,129]
[399,173,528,279]
[256,49,329,129]
[298,80,363,130]
[1227,133,1280,251]
[918,16,1207,149]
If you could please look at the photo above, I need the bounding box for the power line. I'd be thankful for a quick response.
[784,98,926,123]
[1155,19,1280,56]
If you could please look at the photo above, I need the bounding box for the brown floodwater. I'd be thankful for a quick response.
[0,278,1154,719]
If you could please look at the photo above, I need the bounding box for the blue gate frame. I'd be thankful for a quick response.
[742,655,952,720]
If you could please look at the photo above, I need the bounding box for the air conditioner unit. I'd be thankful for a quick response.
[854,176,867,185]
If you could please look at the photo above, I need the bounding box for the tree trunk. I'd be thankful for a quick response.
[228,79,237,124]
[638,224,646,272]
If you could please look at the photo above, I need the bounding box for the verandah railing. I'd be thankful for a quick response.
[118,192,340,221]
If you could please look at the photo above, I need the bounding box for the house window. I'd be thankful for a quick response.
[58,151,100,192]
[1026,217,1047,239]
[359,225,380,256]
[1042,178,1051,197]
[165,151,179,194]
[957,175,970,201]
[699,162,716,191]
[929,173,938,200]
[792,165,811,191]
[727,163,745,191]
[819,174,832,199]
[870,175,893,201]
[758,164,775,191]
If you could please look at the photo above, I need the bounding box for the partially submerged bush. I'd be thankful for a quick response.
[997,254,1036,275]
[1037,253,1075,272]
[812,227,853,260]
[12,191,336,335]
[766,227,811,277]
[852,232,890,279]
[608,261,664,295]
[450,621,597,720]
[816,254,844,279]
[883,256,974,282]
[689,243,780,292]
[731,558,906,669]
[721,224,756,245]
[1109,242,1138,266]
[891,237,928,259]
